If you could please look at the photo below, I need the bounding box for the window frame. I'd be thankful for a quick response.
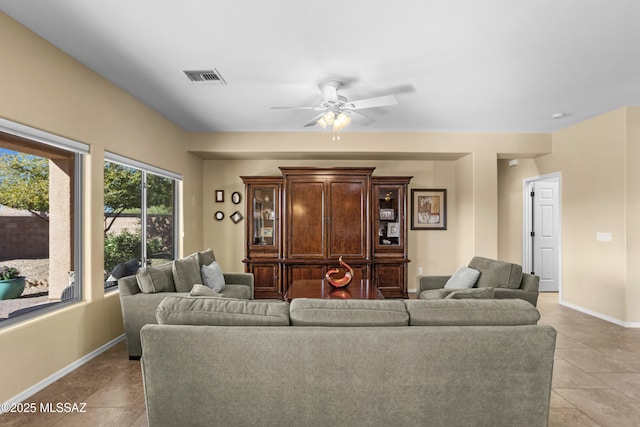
[103,152,181,291]
[0,118,86,327]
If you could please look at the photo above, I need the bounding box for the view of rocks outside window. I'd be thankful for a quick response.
[0,147,176,320]
[0,146,72,320]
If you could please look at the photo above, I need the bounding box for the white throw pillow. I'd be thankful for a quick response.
[201,261,226,293]
[189,284,223,298]
[444,266,480,289]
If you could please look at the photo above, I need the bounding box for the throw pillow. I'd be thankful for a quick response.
[189,283,223,298]
[445,288,495,299]
[201,261,226,293]
[172,255,202,293]
[136,262,175,293]
[196,248,216,267]
[444,266,480,289]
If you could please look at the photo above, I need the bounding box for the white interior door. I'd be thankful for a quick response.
[530,179,560,292]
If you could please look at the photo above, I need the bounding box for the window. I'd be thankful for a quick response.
[103,153,180,290]
[0,119,86,325]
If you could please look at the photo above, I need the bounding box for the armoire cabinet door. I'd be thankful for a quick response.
[286,179,325,259]
[374,263,407,298]
[251,263,280,298]
[327,178,368,258]
[248,184,280,256]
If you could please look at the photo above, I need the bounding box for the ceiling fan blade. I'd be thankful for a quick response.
[345,94,398,110]
[345,110,375,126]
[303,112,325,127]
[271,106,322,110]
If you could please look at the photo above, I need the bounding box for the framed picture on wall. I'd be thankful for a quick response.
[215,190,224,202]
[411,189,447,230]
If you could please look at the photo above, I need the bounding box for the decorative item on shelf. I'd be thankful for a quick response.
[231,191,241,204]
[214,211,224,221]
[325,256,354,288]
[230,211,244,224]
[379,208,395,220]
[387,222,400,237]
[0,266,26,300]
[215,190,224,202]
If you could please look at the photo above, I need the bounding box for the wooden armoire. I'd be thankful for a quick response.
[242,167,411,299]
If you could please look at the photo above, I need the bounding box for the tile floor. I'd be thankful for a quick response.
[1,292,639,426]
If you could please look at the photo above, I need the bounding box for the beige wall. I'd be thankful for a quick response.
[497,158,540,264]
[0,13,203,402]
[626,108,640,323]
[498,107,640,324]
[198,131,551,290]
[203,159,461,284]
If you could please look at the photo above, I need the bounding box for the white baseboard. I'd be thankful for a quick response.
[1,334,124,412]
[559,301,640,328]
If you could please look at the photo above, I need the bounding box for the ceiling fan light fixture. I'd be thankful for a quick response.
[333,112,351,131]
[316,117,328,129]
[323,111,335,125]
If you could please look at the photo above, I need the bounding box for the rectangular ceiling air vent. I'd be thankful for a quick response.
[183,69,227,85]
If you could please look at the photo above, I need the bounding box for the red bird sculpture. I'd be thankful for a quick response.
[325,256,354,288]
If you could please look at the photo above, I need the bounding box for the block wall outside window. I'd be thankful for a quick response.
[0,119,86,325]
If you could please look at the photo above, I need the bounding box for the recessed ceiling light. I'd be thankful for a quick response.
[551,113,567,119]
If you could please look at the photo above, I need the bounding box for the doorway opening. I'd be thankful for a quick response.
[522,172,562,296]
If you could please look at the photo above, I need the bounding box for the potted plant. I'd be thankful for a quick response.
[0,266,26,300]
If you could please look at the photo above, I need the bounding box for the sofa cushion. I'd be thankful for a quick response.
[201,261,225,292]
[136,262,176,293]
[419,289,448,300]
[289,299,409,326]
[403,299,540,326]
[445,288,495,299]
[155,296,290,326]
[444,266,480,289]
[420,288,495,300]
[468,257,523,289]
[189,284,223,297]
[194,248,216,267]
[220,284,251,300]
[172,255,202,293]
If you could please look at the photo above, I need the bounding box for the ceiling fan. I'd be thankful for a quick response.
[271,81,400,138]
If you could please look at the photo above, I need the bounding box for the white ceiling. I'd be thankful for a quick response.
[2,0,640,133]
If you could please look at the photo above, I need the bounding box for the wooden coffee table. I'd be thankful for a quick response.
[284,279,384,302]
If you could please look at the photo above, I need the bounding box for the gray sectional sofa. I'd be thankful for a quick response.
[140,297,556,427]
[417,256,540,306]
[118,249,253,358]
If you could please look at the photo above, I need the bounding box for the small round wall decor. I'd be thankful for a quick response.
[214,211,224,221]
[231,191,242,204]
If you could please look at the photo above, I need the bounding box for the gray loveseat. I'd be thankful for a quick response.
[140,297,556,427]
[118,248,253,358]
[417,256,540,306]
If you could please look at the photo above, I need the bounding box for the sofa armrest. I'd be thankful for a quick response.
[416,276,450,294]
[223,272,254,299]
[118,275,140,296]
[520,273,539,293]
